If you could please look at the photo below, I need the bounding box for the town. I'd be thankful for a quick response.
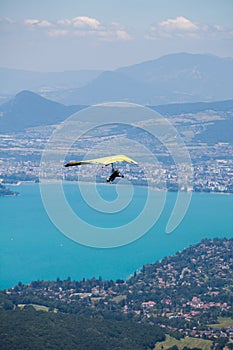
[0,108,232,193]
[1,238,233,349]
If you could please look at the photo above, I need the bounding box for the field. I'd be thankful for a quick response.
[208,317,233,328]
[154,334,212,350]
[17,303,49,311]
[17,303,58,312]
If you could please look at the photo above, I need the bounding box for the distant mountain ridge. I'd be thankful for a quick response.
[0,90,85,132]
[152,98,233,115]
[1,53,233,105]
[58,70,154,105]
[0,90,232,133]
[45,53,233,105]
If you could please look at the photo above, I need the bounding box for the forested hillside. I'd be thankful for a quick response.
[0,238,232,349]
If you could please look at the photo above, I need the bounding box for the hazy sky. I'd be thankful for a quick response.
[1,0,233,71]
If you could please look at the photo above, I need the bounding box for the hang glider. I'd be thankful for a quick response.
[64,154,138,183]
[64,154,138,167]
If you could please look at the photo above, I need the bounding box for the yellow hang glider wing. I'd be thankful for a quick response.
[64,154,138,167]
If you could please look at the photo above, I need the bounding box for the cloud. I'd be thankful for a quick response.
[5,14,232,44]
[159,16,198,32]
[116,30,133,41]
[211,24,233,39]
[38,20,53,28]
[24,18,53,27]
[20,15,133,41]
[57,16,100,29]
[72,16,100,29]
[98,22,134,42]
[147,16,199,39]
[146,16,233,41]
[67,17,132,41]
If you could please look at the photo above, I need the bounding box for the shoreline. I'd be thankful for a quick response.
[8,180,233,195]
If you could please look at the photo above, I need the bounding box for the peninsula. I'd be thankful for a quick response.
[1,238,232,350]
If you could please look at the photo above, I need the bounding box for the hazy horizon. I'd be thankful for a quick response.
[1,51,233,73]
[1,0,233,72]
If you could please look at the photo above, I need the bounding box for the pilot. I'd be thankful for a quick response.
[107,168,124,183]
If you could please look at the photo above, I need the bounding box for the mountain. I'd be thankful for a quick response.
[49,53,233,105]
[54,70,155,105]
[0,90,232,133]
[0,90,85,132]
[118,53,233,103]
[1,53,232,106]
[152,99,233,145]
[152,98,233,115]
[0,309,165,350]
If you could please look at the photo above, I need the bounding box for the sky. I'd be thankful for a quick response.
[0,0,233,71]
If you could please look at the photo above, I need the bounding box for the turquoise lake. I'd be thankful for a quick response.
[1,183,233,289]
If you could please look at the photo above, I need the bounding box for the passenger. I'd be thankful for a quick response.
[107,169,124,183]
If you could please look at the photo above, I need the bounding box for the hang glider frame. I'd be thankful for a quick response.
[64,154,138,168]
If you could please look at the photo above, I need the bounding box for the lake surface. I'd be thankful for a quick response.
[1,183,232,289]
